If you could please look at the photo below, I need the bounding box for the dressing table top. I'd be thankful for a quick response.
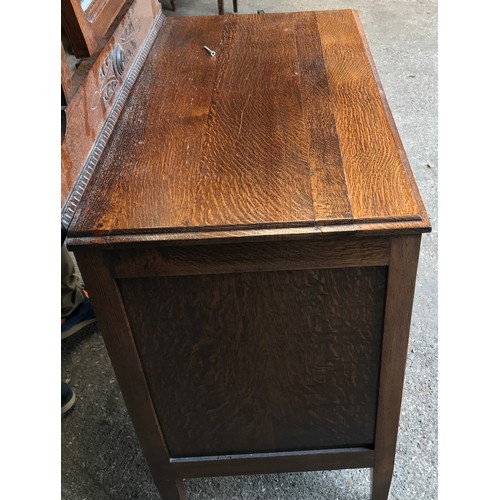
[66,9,430,246]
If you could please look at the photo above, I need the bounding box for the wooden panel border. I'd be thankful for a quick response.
[105,236,391,278]
[171,448,375,478]
[372,235,422,499]
[74,248,187,500]
[67,218,431,248]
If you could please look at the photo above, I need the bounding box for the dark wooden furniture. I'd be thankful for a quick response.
[62,2,430,499]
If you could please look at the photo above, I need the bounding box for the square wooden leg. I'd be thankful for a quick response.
[371,465,392,500]
[160,479,186,500]
[371,235,422,500]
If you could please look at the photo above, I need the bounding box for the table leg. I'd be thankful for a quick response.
[371,235,422,500]
[233,0,238,12]
[371,465,392,500]
[74,249,186,500]
[218,0,224,15]
[160,479,186,500]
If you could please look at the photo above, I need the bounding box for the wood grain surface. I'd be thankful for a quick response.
[316,11,418,221]
[74,249,187,499]
[68,10,430,243]
[105,236,391,278]
[61,0,162,218]
[372,235,421,499]
[118,265,388,457]
[62,0,127,58]
[61,42,73,104]
[65,10,430,500]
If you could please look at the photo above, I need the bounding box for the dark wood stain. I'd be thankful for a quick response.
[371,235,421,499]
[74,249,187,500]
[117,266,387,457]
[105,236,391,278]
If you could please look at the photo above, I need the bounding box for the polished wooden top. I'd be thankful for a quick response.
[68,10,430,245]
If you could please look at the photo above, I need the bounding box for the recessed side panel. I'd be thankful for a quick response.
[117,266,387,458]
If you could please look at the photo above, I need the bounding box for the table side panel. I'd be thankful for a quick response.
[117,265,388,458]
[72,248,186,499]
[105,236,391,278]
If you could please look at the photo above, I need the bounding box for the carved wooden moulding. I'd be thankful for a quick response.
[61,0,163,230]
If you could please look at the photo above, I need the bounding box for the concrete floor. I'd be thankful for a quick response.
[61,0,437,498]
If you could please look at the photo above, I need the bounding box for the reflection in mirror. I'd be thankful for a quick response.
[81,0,92,11]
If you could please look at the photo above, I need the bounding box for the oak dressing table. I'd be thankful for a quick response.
[62,2,431,498]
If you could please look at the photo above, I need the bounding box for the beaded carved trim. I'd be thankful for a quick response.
[62,11,164,230]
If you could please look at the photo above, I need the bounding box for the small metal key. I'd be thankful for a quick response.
[203,45,216,58]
